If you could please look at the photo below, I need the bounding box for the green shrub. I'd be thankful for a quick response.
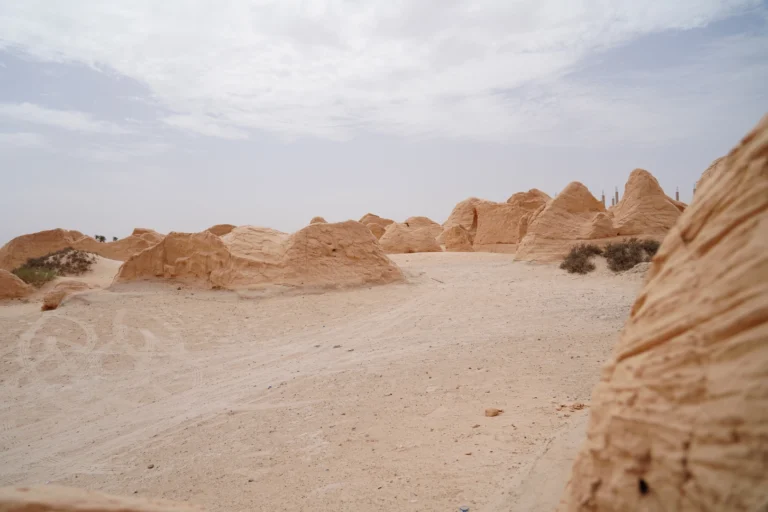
[12,267,57,287]
[12,247,96,286]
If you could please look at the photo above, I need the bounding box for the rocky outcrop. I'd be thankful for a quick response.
[696,156,726,194]
[507,188,551,209]
[440,198,488,240]
[612,169,682,236]
[378,223,442,254]
[515,183,615,262]
[474,190,550,246]
[0,485,201,511]
[442,225,474,252]
[560,115,768,511]
[206,224,236,236]
[116,221,403,290]
[365,223,386,240]
[0,269,33,300]
[403,216,442,239]
[359,213,394,227]
[0,228,163,271]
[310,217,328,224]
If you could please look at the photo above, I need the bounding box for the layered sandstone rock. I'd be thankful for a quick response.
[0,228,163,271]
[403,216,442,239]
[474,190,550,246]
[560,115,768,511]
[696,156,726,195]
[612,169,682,236]
[359,213,394,228]
[440,197,488,240]
[442,225,474,252]
[0,485,201,511]
[116,221,403,290]
[310,217,328,224]
[365,223,386,240]
[515,183,615,262]
[378,223,442,254]
[206,224,236,236]
[0,269,33,300]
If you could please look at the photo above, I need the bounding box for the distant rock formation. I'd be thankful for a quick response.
[0,269,32,300]
[0,228,163,271]
[559,115,768,511]
[116,221,403,290]
[359,213,394,227]
[365,223,386,240]
[612,169,682,236]
[310,216,328,224]
[378,223,442,254]
[403,216,442,239]
[474,190,551,246]
[206,224,236,236]
[440,197,488,241]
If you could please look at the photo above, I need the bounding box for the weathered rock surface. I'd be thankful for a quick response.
[696,156,726,194]
[442,225,474,252]
[559,115,768,511]
[116,221,403,290]
[0,269,33,300]
[41,281,93,311]
[365,223,386,240]
[404,216,442,239]
[612,169,682,236]
[474,190,550,246]
[205,224,236,236]
[378,223,443,254]
[440,197,488,240]
[310,217,327,224]
[0,485,201,511]
[359,213,394,227]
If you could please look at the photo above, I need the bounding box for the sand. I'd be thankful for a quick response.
[0,252,644,511]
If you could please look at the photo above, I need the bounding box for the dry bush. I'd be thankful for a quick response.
[560,244,603,274]
[13,248,96,287]
[604,238,658,272]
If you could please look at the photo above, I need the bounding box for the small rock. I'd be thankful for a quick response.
[485,408,503,417]
[147,464,155,469]
[333,345,342,349]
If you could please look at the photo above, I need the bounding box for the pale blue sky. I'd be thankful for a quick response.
[1,1,766,244]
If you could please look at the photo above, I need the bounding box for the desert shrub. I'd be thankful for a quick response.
[113,236,118,242]
[560,244,602,274]
[603,238,659,272]
[12,247,97,286]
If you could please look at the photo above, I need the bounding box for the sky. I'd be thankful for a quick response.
[0,0,766,244]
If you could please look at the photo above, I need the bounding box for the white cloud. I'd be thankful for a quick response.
[0,132,46,148]
[0,102,130,134]
[0,0,762,142]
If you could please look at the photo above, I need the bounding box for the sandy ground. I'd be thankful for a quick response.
[0,253,643,511]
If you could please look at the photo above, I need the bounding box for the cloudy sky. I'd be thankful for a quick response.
[1,1,766,244]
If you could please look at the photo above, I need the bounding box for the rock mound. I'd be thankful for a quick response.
[378,223,442,254]
[612,169,682,236]
[365,223,386,240]
[206,224,236,236]
[40,281,92,311]
[0,485,201,511]
[475,190,550,246]
[440,198,488,239]
[359,213,394,227]
[0,228,163,271]
[560,115,768,511]
[507,188,551,209]
[310,216,328,224]
[0,269,33,300]
[404,216,442,239]
[116,221,403,290]
[442,225,474,252]
[516,182,614,261]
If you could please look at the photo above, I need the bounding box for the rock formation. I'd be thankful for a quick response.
[696,155,726,194]
[611,169,682,236]
[41,281,93,311]
[0,228,163,271]
[442,225,474,252]
[403,216,442,239]
[515,183,615,262]
[116,221,403,290]
[206,224,236,236]
[474,190,550,247]
[440,198,488,240]
[0,485,201,511]
[359,213,394,228]
[0,269,33,300]
[378,223,443,254]
[365,223,386,240]
[310,216,328,224]
[559,115,768,511]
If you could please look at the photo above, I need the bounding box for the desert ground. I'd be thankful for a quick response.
[0,253,644,511]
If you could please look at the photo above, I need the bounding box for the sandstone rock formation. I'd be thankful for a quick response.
[365,223,386,240]
[440,198,488,239]
[0,269,33,300]
[116,221,403,290]
[206,224,236,236]
[474,190,550,247]
[507,188,551,209]
[0,228,163,271]
[696,155,726,194]
[515,183,615,262]
[611,169,682,236]
[359,213,394,228]
[310,216,328,224]
[560,115,768,511]
[403,216,442,239]
[378,223,442,254]
[442,225,474,252]
[0,485,201,511]
[41,281,92,311]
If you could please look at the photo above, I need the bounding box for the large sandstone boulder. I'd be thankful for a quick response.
[365,223,386,240]
[440,197,489,239]
[359,213,394,227]
[559,115,768,511]
[442,225,474,252]
[0,485,201,511]
[403,216,442,239]
[515,182,615,262]
[507,188,551,209]
[205,224,236,236]
[0,269,33,300]
[612,169,682,236]
[116,221,403,290]
[310,216,328,224]
[0,228,163,271]
[474,190,550,246]
[378,223,443,254]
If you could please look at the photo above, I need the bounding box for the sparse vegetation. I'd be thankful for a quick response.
[12,248,97,287]
[113,236,118,242]
[560,244,603,274]
[561,239,660,274]
[94,235,107,243]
